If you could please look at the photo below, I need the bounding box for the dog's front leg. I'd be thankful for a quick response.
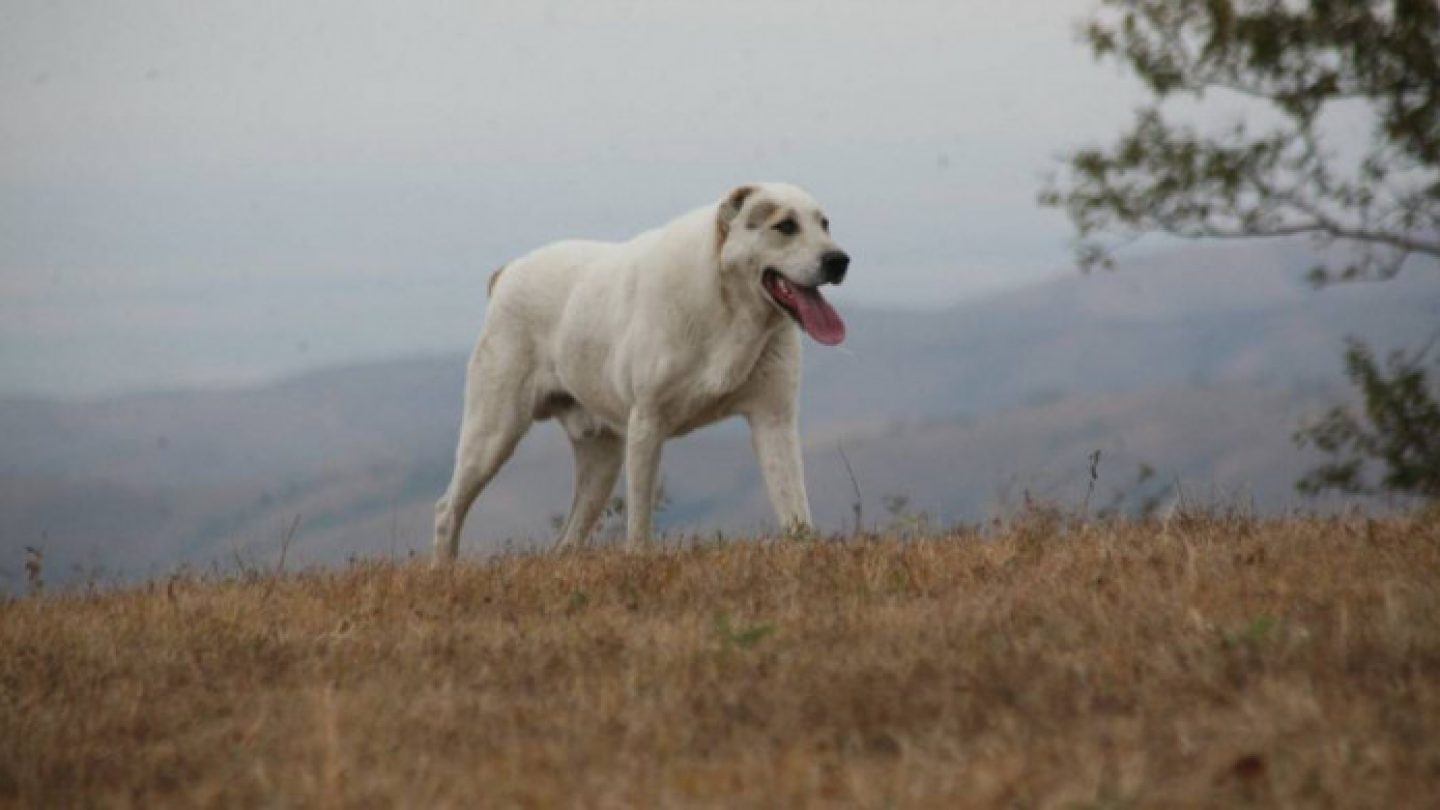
[624,407,665,551]
[748,411,813,535]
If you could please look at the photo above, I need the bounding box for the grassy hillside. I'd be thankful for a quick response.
[4,515,1438,807]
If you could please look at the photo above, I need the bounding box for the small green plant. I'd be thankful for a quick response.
[565,589,590,614]
[714,613,776,651]
[781,520,816,543]
[553,483,673,543]
[1223,615,1279,649]
[881,494,933,538]
[600,482,672,539]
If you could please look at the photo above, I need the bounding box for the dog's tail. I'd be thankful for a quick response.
[487,263,508,297]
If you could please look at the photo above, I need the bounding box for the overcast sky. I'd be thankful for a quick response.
[1,0,1150,397]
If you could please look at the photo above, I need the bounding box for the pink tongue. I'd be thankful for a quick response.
[791,285,846,346]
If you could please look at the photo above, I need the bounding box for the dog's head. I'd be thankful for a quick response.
[716,182,848,346]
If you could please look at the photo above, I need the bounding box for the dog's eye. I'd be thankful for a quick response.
[820,217,830,232]
[773,219,799,236]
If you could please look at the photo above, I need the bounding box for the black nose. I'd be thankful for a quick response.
[821,250,850,284]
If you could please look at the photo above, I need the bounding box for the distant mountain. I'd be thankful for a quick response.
[2,241,1436,588]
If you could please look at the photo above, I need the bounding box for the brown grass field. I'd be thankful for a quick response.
[3,515,1439,808]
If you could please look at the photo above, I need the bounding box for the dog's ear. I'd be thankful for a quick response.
[716,185,756,240]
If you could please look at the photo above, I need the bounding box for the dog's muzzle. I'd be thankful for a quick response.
[821,250,850,285]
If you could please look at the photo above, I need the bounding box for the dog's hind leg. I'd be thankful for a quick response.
[433,342,532,565]
[553,421,623,551]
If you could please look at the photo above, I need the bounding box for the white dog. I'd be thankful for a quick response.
[433,183,849,561]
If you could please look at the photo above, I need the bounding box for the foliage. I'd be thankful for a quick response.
[1040,0,1440,283]
[1295,336,1440,500]
[1043,1,1440,502]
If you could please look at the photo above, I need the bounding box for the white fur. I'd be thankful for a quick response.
[433,182,845,561]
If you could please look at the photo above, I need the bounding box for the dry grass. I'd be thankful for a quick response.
[3,515,1439,808]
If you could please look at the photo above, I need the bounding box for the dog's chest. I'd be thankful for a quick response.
[696,330,767,394]
[663,326,778,432]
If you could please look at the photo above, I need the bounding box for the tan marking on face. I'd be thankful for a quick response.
[745,201,779,229]
[716,185,758,246]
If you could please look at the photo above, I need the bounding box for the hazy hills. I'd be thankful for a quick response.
[2,242,1437,587]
